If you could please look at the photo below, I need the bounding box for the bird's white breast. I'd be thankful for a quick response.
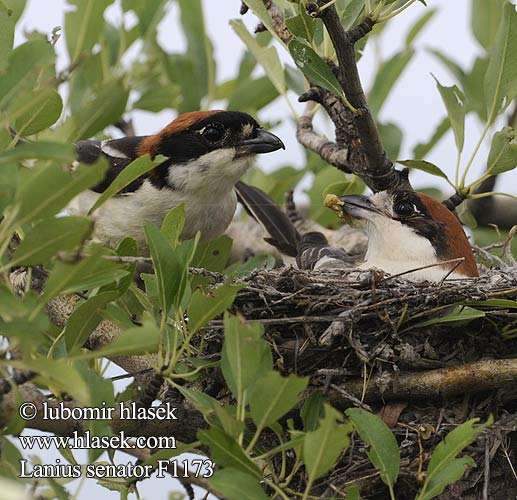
[67,181,238,254]
[67,149,252,254]
[361,216,463,281]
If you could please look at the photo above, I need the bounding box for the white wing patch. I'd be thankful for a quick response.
[101,141,129,159]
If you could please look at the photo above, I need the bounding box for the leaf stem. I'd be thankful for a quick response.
[379,0,419,22]
[318,0,339,13]
[460,120,492,188]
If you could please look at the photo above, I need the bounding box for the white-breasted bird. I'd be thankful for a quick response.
[67,110,285,252]
[235,182,479,281]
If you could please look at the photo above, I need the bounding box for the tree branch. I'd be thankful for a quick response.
[315,5,407,191]
[325,359,517,403]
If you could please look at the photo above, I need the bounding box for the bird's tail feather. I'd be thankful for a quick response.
[235,181,301,257]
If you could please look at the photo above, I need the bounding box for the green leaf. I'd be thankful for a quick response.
[285,10,315,41]
[341,0,366,31]
[428,49,465,82]
[178,0,213,100]
[406,9,436,47]
[10,89,63,136]
[188,283,245,333]
[288,39,343,98]
[432,76,465,153]
[397,159,449,180]
[486,126,517,175]
[198,427,262,478]
[24,358,90,403]
[345,485,362,500]
[160,204,185,248]
[66,79,129,141]
[409,306,485,329]
[221,313,272,399]
[0,5,14,73]
[304,404,352,481]
[378,122,403,160]
[484,3,517,120]
[346,408,400,490]
[42,250,129,301]
[241,0,278,44]
[0,40,55,108]
[89,155,162,213]
[133,84,180,112]
[228,76,279,113]
[419,457,476,500]
[301,391,325,431]
[249,371,308,430]
[463,298,517,308]
[471,0,505,49]
[144,224,189,315]
[15,159,108,225]
[231,19,286,96]
[463,57,490,122]
[413,117,451,159]
[0,141,75,164]
[418,417,493,500]
[72,320,161,359]
[3,0,26,22]
[65,0,113,62]
[210,468,268,500]
[190,235,233,289]
[10,216,91,267]
[64,291,119,352]
[369,49,414,116]
[165,53,203,113]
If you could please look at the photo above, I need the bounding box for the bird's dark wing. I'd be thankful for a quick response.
[235,181,355,269]
[235,181,301,257]
[296,232,355,270]
[74,136,151,194]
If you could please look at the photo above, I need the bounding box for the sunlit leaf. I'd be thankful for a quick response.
[369,49,414,116]
[432,76,465,153]
[289,39,342,98]
[231,19,286,96]
[398,159,449,180]
[486,126,517,175]
[484,3,517,120]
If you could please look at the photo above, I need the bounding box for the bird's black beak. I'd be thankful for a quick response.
[324,193,382,221]
[237,129,285,155]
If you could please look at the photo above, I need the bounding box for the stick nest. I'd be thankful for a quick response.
[206,266,517,498]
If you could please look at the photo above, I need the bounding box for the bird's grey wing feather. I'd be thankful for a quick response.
[235,181,301,257]
[297,232,354,270]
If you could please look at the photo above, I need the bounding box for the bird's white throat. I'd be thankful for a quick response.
[360,215,459,281]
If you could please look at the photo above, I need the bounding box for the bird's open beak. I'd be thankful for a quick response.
[237,129,285,155]
[324,193,381,221]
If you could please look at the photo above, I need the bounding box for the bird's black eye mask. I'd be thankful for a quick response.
[156,111,260,162]
[390,191,429,220]
[390,191,449,256]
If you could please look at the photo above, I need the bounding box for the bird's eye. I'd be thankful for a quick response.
[394,200,415,217]
[202,125,224,143]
